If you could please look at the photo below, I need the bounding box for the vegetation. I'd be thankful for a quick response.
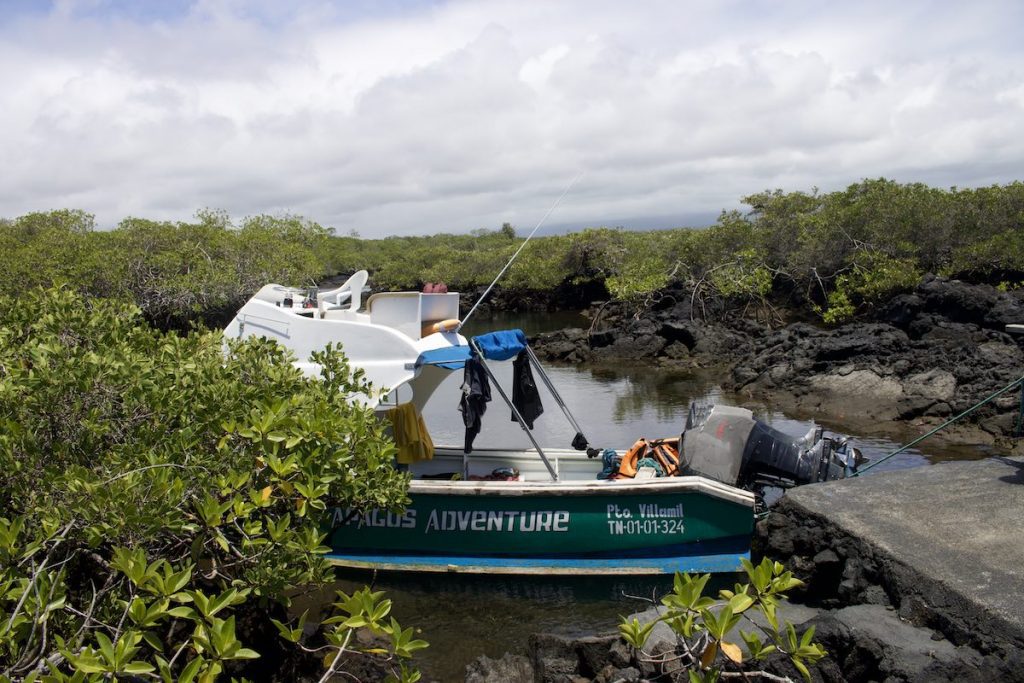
[0,210,329,331]
[0,289,425,682]
[619,558,826,682]
[326,179,1023,323]
[1,179,1022,331]
[2,180,1015,680]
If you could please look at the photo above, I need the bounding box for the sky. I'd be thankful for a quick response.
[1,0,1022,236]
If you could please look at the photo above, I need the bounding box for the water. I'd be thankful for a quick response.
[331,312,997,680]
[322,571,743,681]
[329,573,671,671]
[421,312,981,474]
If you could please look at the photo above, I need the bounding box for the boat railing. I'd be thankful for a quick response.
[468,336,560,482]
[464,331,594,483]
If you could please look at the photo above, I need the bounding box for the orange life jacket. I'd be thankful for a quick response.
[616,437,681,478]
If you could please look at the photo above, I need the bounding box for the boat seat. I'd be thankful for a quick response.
[319,270,368,317]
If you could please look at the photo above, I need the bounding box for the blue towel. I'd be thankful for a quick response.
[417,345,472,369]
[471,329,528,361]
[597,448,621,480]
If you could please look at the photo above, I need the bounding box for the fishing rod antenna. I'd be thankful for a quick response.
[458,172,583,332]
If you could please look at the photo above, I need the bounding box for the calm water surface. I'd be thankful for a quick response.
[330,312,997,680]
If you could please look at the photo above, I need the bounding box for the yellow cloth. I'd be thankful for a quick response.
[386,402,434,464]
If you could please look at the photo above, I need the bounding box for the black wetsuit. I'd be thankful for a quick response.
[511,350,543,429]
[458,356,491,452]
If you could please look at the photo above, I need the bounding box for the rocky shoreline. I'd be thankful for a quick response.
[530,276,1024,449]
[465,457,1024,683]
[750,491,1024,683]
[457,277,1024,682]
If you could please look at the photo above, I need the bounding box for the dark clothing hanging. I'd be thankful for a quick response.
[458,355,491,453]
[511,351,544,429]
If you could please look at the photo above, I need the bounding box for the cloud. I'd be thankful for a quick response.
[1,0,1022,235]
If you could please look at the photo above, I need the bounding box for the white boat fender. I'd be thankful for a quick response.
[421,318,461,337]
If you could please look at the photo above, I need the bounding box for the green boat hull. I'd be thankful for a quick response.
[327,480,754,573]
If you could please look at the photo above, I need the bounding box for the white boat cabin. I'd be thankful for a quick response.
[224,271,469,410]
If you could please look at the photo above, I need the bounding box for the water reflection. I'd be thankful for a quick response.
[460,310,589,339]
[420,356,946,474]
[588,365,721,423]
[421,362,709,451]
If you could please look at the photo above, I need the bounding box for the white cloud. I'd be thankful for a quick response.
[518,44,570,89]
[0,0,1022,235]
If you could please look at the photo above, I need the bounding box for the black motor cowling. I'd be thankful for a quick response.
[738,421,851,488]
[680,403,862,490]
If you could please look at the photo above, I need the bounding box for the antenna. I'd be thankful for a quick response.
[458,172,583,331]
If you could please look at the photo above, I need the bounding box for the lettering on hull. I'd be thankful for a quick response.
[330,501,687,538]
[423,509,569,533]
[331,507,570,534]
[606,503,686,536]
[331,507,416,529]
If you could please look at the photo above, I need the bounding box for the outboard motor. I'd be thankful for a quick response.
[680,404,863,491]
[738,421,856,488]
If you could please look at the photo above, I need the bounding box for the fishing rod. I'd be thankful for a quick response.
[457,172,583,332]
[455,172,595,453]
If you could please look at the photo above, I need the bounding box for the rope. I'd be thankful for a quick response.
[1017,380,1024,438]
[854,374,1024,476]
[458,172,583,332]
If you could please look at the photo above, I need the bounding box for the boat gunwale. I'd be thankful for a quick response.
[408,475,755,506]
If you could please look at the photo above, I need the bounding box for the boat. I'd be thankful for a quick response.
[224,271,862,574]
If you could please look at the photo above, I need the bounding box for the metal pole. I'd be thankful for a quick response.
[470,342,559,481]
[524,345,588,444]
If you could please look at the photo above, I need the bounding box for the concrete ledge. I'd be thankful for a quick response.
[761,456,1024,658]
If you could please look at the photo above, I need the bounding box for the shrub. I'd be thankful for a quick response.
[0,288,423,681]
[620,558,826,682]
[0,211,330,331]
[818,252,921,323]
